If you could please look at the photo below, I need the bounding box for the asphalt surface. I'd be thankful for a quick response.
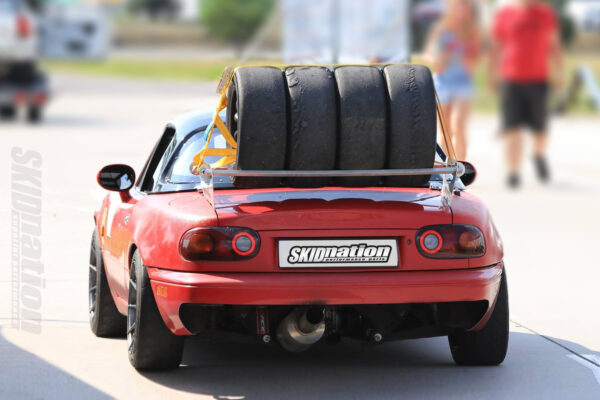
[1,74,599,399]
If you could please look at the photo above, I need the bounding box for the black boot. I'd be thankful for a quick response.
[507,173,520,189]
[534,156,550,183]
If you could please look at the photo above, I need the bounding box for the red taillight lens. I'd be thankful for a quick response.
[180,232,213,260]
[416,225,485,258]
[16,15,31,38]
[179,227,260,261]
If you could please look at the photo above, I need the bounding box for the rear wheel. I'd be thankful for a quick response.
[382,65,437,187]
[227,67,288,188]
[27,105,42,124]
[334,66,387,187]
[448,267,509,366]
[89,230,126,337]
[127,250,184,370]
[0,105,17,120]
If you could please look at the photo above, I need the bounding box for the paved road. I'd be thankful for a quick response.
[1,74,599,399]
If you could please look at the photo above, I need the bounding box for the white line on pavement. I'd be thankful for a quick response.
[568,354,600,385]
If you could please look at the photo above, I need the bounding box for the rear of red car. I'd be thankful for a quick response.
[143,187,503,354]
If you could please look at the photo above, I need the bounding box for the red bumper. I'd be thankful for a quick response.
[147,263,503,335]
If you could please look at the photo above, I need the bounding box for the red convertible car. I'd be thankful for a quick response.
[90,65,508,370]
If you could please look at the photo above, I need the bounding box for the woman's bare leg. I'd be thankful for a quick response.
[451,100,471,160]
[505,129,523,174]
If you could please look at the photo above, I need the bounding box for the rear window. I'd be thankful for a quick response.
[162,128,227,185]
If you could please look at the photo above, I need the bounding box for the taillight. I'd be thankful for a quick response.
[179,227,260,261]
[415,225,485,258]
[16,15,31,38]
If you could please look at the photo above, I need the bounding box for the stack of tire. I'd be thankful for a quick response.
[226,64,437,189]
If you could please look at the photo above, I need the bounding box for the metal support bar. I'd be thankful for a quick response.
[202,165,464,178]
[198,163,465,209]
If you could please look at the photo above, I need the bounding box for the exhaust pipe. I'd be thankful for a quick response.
[277,307,325,352]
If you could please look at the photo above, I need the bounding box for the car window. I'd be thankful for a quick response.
[137,127,176,193]
[162,128,227,186]
[150,139,176,191]
[0,0,16,13]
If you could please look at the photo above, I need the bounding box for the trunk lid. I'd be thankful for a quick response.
[214,187,451,230]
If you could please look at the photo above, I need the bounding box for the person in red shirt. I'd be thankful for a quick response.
[489,0,564,188]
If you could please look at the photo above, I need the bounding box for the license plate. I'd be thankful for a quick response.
[279,239,398,268]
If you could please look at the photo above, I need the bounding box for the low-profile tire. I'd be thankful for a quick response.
[128,250,184,370]
[334,66,387,187]
[27,106,42,124]
[448,267,509,366]
[284,66,337,187]
[226,67,287,188]
[89,230,126,337]
[0,105,17,120]
[383,65,437,187]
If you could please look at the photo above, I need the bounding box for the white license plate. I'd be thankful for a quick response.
[279,239,398,268]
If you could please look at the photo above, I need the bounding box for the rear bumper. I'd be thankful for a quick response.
[0,63,48,106]
[147,263,503,335]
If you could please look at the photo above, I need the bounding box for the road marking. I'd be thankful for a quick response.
[568,354,600,385]
[512,319,600,387]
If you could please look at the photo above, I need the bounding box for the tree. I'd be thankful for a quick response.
[546,0,576,46]
[202,0,275,48]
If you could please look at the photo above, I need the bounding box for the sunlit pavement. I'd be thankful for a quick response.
[1,74,599,399]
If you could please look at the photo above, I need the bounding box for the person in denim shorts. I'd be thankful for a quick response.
[426,0,481,161]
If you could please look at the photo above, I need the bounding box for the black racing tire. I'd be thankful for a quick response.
[226,67,288,188]
[89,230,126,337]
[0,105,17,120]
[128,250,184,370]
[334,66,387,187]
[284,66,337,187]
[27,106,42,124]
[448,267,509,366]
[383,65,437,187]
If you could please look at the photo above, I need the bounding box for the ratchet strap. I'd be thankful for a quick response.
[191,89,237,173]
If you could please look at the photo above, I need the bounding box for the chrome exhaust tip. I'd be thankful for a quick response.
[277,307,325,352]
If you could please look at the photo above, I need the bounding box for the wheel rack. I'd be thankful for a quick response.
[192,64,462,209]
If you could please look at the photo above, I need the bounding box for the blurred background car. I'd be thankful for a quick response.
[39,1,111,60]
[0,0,48,122]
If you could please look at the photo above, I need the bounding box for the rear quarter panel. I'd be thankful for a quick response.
[451,192,504,268]
[129,192,218,270]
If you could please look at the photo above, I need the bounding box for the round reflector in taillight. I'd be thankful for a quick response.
[232,232,256,256]
[420,230,443,253]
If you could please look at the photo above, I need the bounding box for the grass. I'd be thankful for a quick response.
[42,58,232,82]
[43,54,600,114]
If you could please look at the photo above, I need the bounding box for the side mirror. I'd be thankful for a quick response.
[459,161,477,186]
[97,164,135,192]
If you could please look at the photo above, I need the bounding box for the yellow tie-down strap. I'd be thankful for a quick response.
[191,65,458,174]
[191,89,238,174]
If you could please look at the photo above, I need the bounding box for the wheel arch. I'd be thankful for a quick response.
[128,243,138,273]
